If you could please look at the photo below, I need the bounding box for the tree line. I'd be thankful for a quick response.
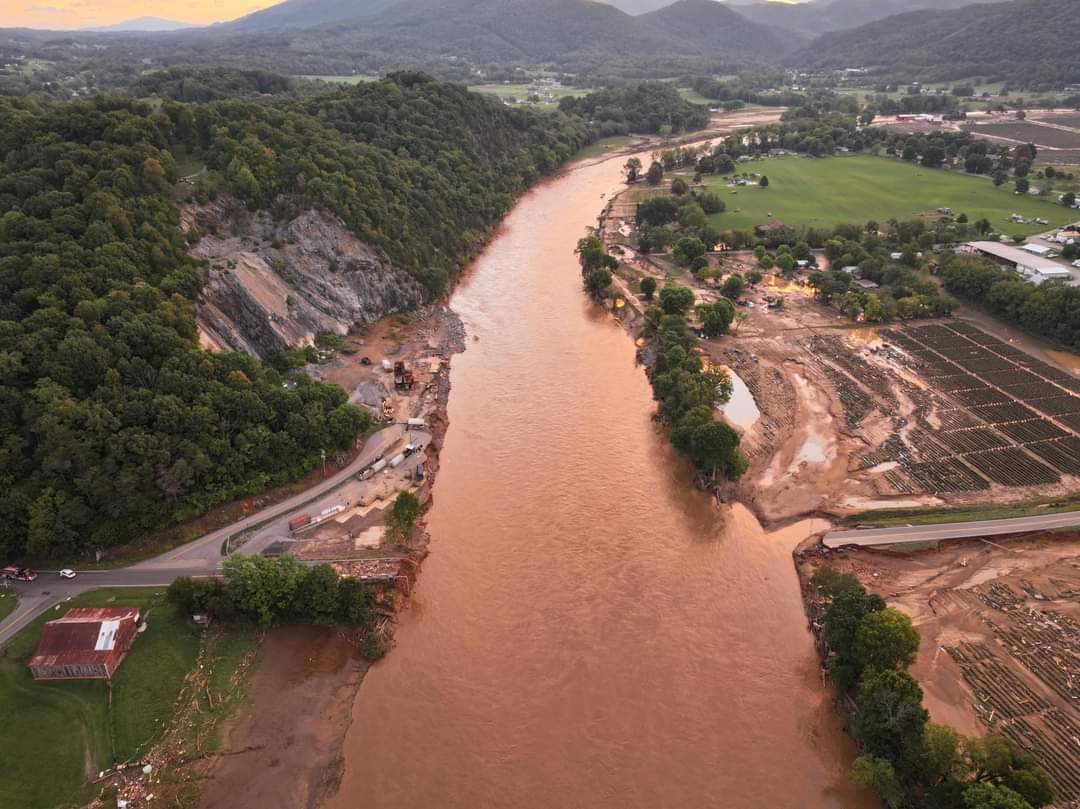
[168,555,389,659]
[811,567,1053,809]
[559,83,710,137]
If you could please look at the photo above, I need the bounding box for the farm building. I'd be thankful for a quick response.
[962,242,1070,285]
[28,607,141,681]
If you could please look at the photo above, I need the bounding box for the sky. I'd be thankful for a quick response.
[2,0,278,29]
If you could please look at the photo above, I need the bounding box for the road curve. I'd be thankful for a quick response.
[822,509,1080,549]
[0,425,410,647]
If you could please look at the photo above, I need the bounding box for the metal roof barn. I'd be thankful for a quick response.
[28,607,141,681]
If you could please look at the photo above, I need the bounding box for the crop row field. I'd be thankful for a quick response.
[974,121,1080,150]
[700,155,1073,235]
[871,322,1080,494]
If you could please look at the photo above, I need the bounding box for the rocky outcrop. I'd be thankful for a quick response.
[181,198,425,358]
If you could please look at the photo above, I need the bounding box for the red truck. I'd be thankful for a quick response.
[288,514,312,532]
[1,565,37,582]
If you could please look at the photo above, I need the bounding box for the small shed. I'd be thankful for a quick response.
[28,607,140,681]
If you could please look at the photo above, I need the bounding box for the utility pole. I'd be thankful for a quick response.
[320,448,327,478]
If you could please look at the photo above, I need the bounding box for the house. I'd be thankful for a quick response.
[856,279,879,289]
[841,266,858,275]
[1028,267,1073,284]
[28,608,140,680]
[1021,243,1053,258]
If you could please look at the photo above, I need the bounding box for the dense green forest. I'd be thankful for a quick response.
[559,83,710,136]
[0,74,592,558]
[791,0,1080,89]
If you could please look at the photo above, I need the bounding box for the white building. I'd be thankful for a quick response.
[963,241,1070,284]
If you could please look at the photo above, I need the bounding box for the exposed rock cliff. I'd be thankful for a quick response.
[181,198,425,358]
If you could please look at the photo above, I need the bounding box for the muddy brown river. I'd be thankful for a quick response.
[326,153,875,809]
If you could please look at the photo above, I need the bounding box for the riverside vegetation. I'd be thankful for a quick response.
[811,567,1054,809]
[576,234,747,483]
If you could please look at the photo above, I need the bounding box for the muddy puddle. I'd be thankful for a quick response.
[718,366,761,431]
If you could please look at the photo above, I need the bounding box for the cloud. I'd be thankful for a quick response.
[27,4,66,12]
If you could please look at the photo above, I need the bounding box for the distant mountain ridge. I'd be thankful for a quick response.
[83,16,197,32]
[215,0,803,65]
[788,0,1080,87]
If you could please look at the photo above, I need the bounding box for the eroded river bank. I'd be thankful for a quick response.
[318,149,873,808]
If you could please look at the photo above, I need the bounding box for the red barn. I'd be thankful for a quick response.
[28,607,141,681]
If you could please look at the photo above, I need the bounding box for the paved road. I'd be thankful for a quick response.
[0,424,425,647]
[822,510,1080,549]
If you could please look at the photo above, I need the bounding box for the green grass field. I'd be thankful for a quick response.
[0,588,200,809]
[297,74,379,84]
[675,87,714,106]
[575,135,641,160]
[844,495,1080,528]
[703,155,1074,236]
[0,592,15,624]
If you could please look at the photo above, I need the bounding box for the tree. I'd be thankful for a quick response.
[823,584,886,671]
[671,177,689,196]
[295,563,340,624]
[673,236,706,267]
[721,273,746,300]
[388,490,420,538]
[746,270,763,286]
[698,299,735,337]
[850,755,905,809]
[855,669,929,767]
[1062,191,1076,208]
[585,268,613,299]
[639,276,657,300]
[962,784,1035,809]
[920,723,963,785]
[636,196,679,227]
[624,157,642,182]
[646,161,664,185]
[1014,177,1030,195]
[576,234,608,273]
[659,284,696,315]
[759,175,769,188]
[853,607,920,671]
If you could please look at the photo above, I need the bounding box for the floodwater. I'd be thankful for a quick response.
[719,366,761,431]
[326,152,875,809]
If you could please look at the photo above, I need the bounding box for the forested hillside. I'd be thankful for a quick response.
[790,0,1080,89]
[0,74,591,558]
[558,82,710,135]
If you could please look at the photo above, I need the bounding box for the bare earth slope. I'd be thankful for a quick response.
[182,198,424,358]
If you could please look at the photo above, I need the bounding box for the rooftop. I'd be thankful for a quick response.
[966,241,1061,271]
[29,608,140,678]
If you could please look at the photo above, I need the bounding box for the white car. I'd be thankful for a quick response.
[59,569,76,579]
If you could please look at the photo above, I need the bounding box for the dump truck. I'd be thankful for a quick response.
[393,361,415,391]
[288,514,312,532]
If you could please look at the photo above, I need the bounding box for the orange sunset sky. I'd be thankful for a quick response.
[3,0,279,29]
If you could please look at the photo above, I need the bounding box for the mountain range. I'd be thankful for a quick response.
[4,0,1076,88]
[789,0,1079,87]
[83,16,198,32]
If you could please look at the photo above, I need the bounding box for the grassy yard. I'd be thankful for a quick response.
[467,83,586,103]
[0,592,15,624]
[675,87,714,106]
[702,155,1074,236]
[297,74,379,84]
[844,495,1080,528]
[0,588,201,809]
[575,135,641,160]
